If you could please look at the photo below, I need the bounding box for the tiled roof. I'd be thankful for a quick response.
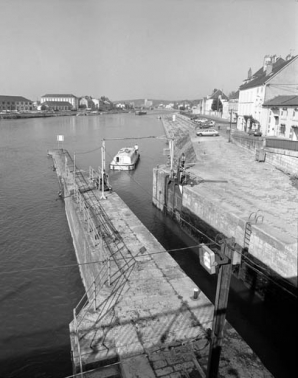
[0,95,32,102]
[240,56,297,90]
[41,94,77,98]
[263,95,298,107]
[43,101,72,106]
[209,89,228,100]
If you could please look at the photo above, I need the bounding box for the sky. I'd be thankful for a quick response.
[0,0,297,101]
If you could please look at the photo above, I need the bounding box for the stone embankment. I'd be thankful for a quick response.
[50,148,272,378]
[154,114,298,295]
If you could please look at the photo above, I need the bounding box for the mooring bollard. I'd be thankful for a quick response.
[193,288,199,299]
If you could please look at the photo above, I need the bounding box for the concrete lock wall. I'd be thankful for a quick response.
[182,186,298,287]
[153,167,168,211]
[153,165,297,292]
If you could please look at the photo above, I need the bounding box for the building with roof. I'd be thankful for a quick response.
[228,91,239,123]
[205,89,228,117]
[262,95,298,140]
[41,94,78,109]
[0,95,33,112]
[79,96,96,110]
[41,101,73,111]
[237,54,298,133]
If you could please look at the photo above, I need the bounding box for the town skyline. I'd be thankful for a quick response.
[1,0,297,101]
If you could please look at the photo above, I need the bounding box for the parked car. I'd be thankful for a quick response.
[207,120,215,126]
[248,129,262,137]
[196,128,219,137]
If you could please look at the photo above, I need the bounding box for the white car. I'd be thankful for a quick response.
[196,128,219,137]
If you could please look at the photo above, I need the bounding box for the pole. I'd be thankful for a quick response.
[100,139,106,199]
[207,237,234,378]
[228,111,232,143]
[73,153,76,184]
[93,280,97,311]
[170,138,174,177]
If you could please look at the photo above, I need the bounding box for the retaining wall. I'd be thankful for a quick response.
[231,133,298,175]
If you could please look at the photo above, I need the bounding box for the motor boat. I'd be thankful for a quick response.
[109,145,140,170]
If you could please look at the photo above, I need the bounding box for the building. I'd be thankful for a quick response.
[205,89,228,117]
[262,95,298,140]
[41,101,73,111]
[144,99,153,108]
[79,96,95,110]
[0,95,33,112]
[228,91,239,123]
[92,98,100,109]
[237,54,298,133]
[41,94,78,109]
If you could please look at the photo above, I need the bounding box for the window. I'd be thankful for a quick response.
[279,124,286,135]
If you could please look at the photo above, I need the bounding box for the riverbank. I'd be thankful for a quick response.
[0,109,128,120]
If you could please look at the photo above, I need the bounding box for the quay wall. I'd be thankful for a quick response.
[153,166,298,293]
[51,153,100,297]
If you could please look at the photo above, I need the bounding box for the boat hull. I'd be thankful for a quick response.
[109,163,136,171]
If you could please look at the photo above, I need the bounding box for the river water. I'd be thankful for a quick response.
[0,112,296,378]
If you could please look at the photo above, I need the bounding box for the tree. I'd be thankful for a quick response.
[228,91,237,99]
[211,98,222,112]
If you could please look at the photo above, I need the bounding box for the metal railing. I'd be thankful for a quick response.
[265,137,298,152]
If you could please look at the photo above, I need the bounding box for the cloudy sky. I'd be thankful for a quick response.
[1,0,297,101]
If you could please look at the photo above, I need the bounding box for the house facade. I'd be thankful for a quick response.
[79,96,95,110]
[0,95,33,112]
[41,94,78,109]
[92,98,100,109]
[237,54,298,133]
[262,95,298,140]
[228,91,239,123]
[205,89,228,117]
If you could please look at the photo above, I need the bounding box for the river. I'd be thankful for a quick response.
[0,112,296,378]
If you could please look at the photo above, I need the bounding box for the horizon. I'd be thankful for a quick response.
[1,0,297,101]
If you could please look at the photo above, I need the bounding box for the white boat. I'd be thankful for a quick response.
[109,146,140,170]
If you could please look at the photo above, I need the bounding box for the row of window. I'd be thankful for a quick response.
[2,101,31,105]
[0,104,32,110]
[42,98,74,103]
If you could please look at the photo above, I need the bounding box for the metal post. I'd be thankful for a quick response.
[93,280,97,311]
[65,156,68,176]
[73,153,76,183]
[73,309,83,376]
[228,111,232,143]
[207,237,234,378]
[170,138,174,177]
[100,139,106,199]
[108,257,111,286]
